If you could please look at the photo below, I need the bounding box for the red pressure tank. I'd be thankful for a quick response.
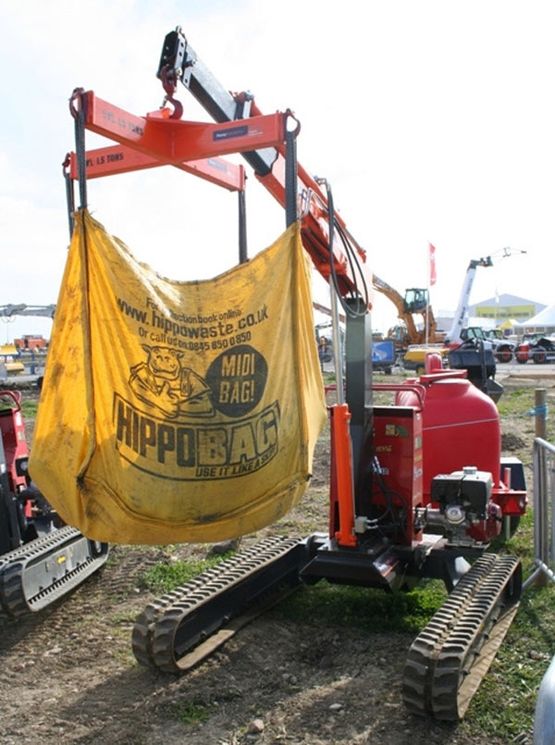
[395,371,501,506]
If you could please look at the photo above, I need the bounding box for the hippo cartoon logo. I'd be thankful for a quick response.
[129,345,214,419]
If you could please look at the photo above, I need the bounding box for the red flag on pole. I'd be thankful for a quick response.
[428,242,437,286]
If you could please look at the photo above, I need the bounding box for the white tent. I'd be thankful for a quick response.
[515,304,555,334]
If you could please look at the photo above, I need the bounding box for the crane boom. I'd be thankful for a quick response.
[445,257,493,343]
[157,27,369,294]
[157,28,277,178]
[0,304,56,319]
[69,28,371,302]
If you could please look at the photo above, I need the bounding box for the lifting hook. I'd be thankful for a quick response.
[159,64,184,120]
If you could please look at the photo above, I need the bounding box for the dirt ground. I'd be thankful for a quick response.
[0,371,552,745]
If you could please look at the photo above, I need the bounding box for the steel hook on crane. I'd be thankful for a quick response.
[159,64,184,120]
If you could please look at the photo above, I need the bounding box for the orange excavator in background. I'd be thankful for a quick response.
[371,275,450,373]
[371,274,445,355]
[60,25,527,721]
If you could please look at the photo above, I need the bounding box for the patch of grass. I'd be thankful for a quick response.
[421,386,550,738]
[465,583,555,741]
[497,386,533,417]
[503,510,534,553]
[112,647,137,666]
[110,610,138,625]
[173,701,210,725]
[499,384,554,442]
[140,553,232,594]
[465,497,555,740]
[21,399,39,417]
[490,510,534,565]
[275,579,447,635]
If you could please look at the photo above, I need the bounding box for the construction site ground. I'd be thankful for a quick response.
[1,367,553,745]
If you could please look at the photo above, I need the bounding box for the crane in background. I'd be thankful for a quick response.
[0,304,55,319]
[445,247,527,344]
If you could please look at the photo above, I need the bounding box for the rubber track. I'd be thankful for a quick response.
[0,526,109,618]
[402,553,521,720]
[132,535,302,672]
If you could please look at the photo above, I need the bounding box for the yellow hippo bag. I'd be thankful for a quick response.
[29,210,327,544]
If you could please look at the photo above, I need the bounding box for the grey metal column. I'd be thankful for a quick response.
[344,297,373,512]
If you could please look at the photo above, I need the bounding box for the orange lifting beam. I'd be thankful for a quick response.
[82,92,283,166]
[68,88,370,299]
[68,143,245,192]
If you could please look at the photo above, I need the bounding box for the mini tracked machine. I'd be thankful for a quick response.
[0,390,109,617]
[63,27,527,720]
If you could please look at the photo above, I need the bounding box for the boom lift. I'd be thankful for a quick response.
[62,26,527,720]
[444,250,523,391]
[444,257,494,345]
[0,304,56,319]
[442,256,499,392]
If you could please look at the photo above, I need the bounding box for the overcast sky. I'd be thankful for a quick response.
[0,0,552,342]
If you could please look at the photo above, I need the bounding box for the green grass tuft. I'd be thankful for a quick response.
[173,701,210,725]
[140,553,232,594]
[275,579,447,635]
[21,399,39,417]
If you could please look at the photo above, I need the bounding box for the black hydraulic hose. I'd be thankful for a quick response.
[318,178,369,318]
[335,222,370,316]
